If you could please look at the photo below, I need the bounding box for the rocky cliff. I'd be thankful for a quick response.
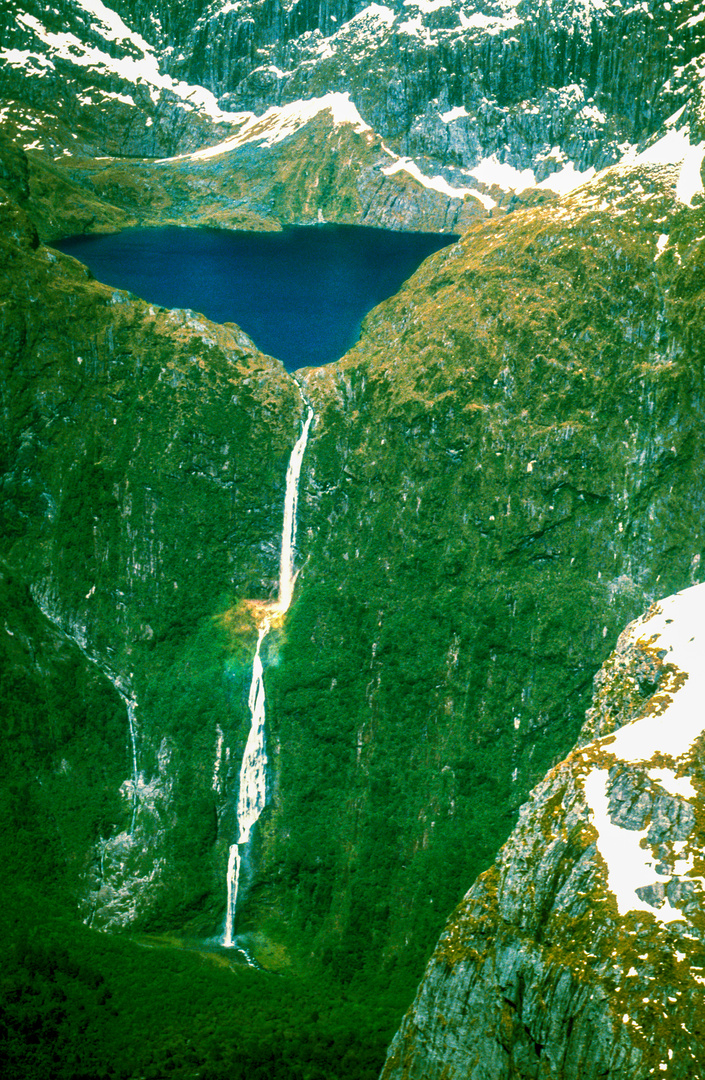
[110,0,705,177]
[381,582,705,1079]
[5,0,705,238]
[3,32,705,974]
[22,95,488,244]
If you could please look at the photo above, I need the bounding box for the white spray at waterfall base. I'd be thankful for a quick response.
[222,405,313,947]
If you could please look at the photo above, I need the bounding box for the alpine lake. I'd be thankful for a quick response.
[56,224,458,371]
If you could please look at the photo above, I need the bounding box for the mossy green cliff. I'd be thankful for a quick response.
[237,155,705,986]
[0,149,304,931]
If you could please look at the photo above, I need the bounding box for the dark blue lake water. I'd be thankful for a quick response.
[55,225,456,371]
[56,223,455,371]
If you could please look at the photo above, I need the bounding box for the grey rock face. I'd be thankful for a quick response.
[120,0,705,173]
[381,586,705,1080]
[0,0,241,157]
[4,0,704,178]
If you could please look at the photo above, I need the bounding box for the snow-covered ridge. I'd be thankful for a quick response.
[154,92,371,163]
[601,583,705,762]
[236,0,634,93]
[583,582,705,925]
[381,579,705,1079]
[624,117,705,207]
[469,152,596,196]
[382,155,497,209]
[3,0,697,197]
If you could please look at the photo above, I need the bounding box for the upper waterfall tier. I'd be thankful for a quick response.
[278,408,313,614]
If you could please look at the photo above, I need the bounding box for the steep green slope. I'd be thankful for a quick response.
[21,107,483,245]
[0,137,305,933]
[0,570,128,917]
[2,104,705,1080]
[244,156,705,987]
[0,136,407,1080]
[3,2,705,1075]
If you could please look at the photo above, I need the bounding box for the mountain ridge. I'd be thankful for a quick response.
[4,0,705,227]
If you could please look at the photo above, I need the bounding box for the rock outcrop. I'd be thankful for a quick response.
[381,583,705,1080]
[3,0,705,223]
[0,0,243,158]
[120,0,705,176]
[22,95,490,244]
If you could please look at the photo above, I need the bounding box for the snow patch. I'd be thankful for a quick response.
[469,154,594,196]
[208,0,245,15]
[0,47,55,73]
[682,10,705,29]
[655,233,669,260]
[540,161,596,194]
[74,0,151,47]
[440,105,469,123]
[459,9,522,33]
[398,15,434,43]
[606,582,705,762]
[623,121,705,206]
[470,154,536,193]
[584,769,688,925]
[382,156,496,208]
[676,141,705,206]
[13,9,242,125]
[350,4,396,27]
[404,0,452,9]
[578,103,607,124]
[649,769,697,801]
[580,582,705,924]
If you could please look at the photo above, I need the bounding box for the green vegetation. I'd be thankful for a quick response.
[246,173,705,988]
[0,902,402,1080]
[0,565,406,1078]
[0,570,129,905]
[2,111,705,1078]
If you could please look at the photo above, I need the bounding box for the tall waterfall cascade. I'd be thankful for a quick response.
[222,402,314,947]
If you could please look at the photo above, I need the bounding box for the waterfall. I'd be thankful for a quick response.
[125,695,139,835]
[223,844,241,949]
[222,402,313,946]
[212,725,224,791]
[278,408,313,614]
